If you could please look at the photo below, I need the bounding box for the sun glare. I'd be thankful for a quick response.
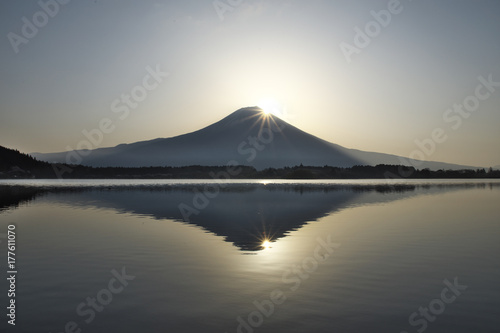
[262,239,271,250]
[258,98,280,116]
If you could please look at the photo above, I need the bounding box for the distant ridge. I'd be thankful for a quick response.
[31,107,476,170]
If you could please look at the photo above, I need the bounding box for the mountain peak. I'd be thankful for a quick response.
[228,106,265,118]
[211,106,272,128]
[235,106,264,113]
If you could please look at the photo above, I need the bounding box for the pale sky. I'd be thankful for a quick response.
[1,0,499,167]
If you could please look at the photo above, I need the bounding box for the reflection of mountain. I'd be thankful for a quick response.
[85,186,372,251]
[2,182,495,251]
[32,107,474,170]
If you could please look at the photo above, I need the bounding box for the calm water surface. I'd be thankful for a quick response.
[0,179,499,332]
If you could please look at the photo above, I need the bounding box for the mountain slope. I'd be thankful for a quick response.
[0,145,53,178]
[0,146,47,170]
[31,107,475,170]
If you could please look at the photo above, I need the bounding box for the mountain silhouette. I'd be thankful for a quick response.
[31,107,475,170]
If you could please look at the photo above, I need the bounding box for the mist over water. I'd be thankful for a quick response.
[1,180,499,332]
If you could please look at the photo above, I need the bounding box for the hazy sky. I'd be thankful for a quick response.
[1,0,499,167]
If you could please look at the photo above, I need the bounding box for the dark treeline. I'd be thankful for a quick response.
[273,164,500,179]
[1,145,499,179]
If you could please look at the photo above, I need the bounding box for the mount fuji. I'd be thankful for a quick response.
[31,107,474,170]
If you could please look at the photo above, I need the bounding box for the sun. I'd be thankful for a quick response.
[257,98,280,116]
[261,239,271,250]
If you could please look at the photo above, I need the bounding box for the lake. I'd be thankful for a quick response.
[1,179,499,333]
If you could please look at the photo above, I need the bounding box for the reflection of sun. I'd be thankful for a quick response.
[262,239,271,250]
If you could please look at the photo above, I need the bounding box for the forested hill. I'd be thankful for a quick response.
[0,145,53,178]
